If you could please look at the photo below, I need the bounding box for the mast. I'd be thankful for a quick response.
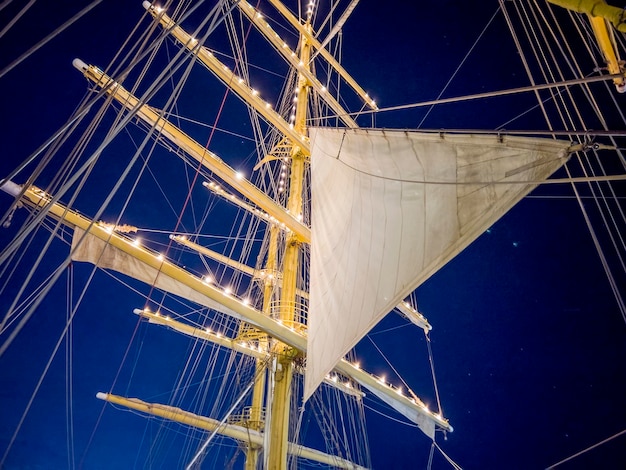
[266,11,312,468]
[95,393,366,469]
[2,1,626,467]
[243,228,274,469]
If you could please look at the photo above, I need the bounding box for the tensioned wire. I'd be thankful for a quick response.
[504,0,626,324]
[0,0,245,464]
[523,0,626,244]
[218,3,276,302]
[545,429,626,469]
[504,0,624,298]
[14,212,237,328]
[3,2,282,467]
[127,1,285,464]
[90,15,218,467]
[0,0,221,290]
[65,264,76,470]
[563,11,626,256]
[3,1,572,468]
[417,4,502,129]
[0,0,35,41]
[0,1,104,79]
[516,0,626,281]
[293,2,368,461]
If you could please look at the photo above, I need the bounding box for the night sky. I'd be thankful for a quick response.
[1,1,625,469]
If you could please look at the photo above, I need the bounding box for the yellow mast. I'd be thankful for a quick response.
[96,392,366,469]
[547,0,626,91]
[242,224,277,470]
[266,16,312,469]
[2,181,451,432]
[547,0,626,32]
[0,3,455,465]
[588,15,625,92]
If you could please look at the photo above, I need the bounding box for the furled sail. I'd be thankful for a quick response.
[70,227,240,319]
[304,128,571,401]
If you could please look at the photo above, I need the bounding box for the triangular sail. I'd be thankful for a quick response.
[304,128,571,401]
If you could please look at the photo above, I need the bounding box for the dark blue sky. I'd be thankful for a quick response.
[0,1,625,468]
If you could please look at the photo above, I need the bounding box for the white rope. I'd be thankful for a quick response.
[185,371,255,468]
[0,0,35,41]
[65,264,76,470]
[418,5,501,128]
[425,332,443,416]
[545,429,626,469]
[426,442,435,470]
[434,441,463,470]
[366,335,414,399]
[0,0,104,79]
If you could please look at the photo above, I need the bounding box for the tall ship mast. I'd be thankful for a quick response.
[0,1,625,468]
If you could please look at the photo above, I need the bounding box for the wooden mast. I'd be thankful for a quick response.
[266,14,312,469]
[242,224,276,470]
[0,3,453,466]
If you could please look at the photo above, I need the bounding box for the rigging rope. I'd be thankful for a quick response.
[0,0,34,41]
[502,0,626,325]
[318,72,626,121]
[427,441,435,470]
[65,263,76,470]
[425,333,443,416]
[434,441,463,470]
[545,429,626,469]
[418,5,501,128]
[0,0,104,79]
[366,335,413,399]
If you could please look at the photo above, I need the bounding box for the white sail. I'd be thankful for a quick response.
[70,227,240,320]
[305,128,571,400]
